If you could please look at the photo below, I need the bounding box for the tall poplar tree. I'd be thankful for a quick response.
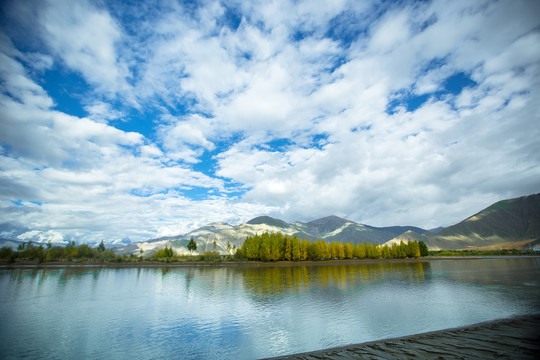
[284,236,292,260]
[419,241,429,257]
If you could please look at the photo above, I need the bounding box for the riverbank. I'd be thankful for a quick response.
[1,255,539,268]
[264,314,540,359]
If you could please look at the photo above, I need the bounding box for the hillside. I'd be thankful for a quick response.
[386,194,540,250]
[293,215,350,238]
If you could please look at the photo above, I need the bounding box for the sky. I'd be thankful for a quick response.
[1,0,539,244]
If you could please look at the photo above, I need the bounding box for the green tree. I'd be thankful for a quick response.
[77,244,92,258]
[242,234,260,260]
[300,239,308,260]
[344,243,353,259]
[316,239,324,260]
[307,241,318,260]
[253,234,262,259]
[366,242,381,258]
[406,241,420,258]
[358,243,367,258]
[226,240,231,255]
[330,241,338,259]
[320,239,331,260]
[240,236,250,259]
[0,247,15,262]
[291,235,301,261]
[390,243,398,258]
[98,240,106,253]
[284,236,292,260]
[271,233,283,261]
[260,233,271,261]
[381,244,391,258]
[337,242,345,259]
[419,241,429,257]
[155,246,173,258]
[187,237,197,255]
[397,241,407,258]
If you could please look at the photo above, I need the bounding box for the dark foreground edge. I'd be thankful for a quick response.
[262,314,540,360]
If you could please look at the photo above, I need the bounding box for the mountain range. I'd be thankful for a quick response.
[113,193,539,256]
[2,194,538,255]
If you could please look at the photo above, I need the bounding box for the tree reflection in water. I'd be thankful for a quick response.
[241,262,429,300]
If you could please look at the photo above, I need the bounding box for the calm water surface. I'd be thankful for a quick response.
[1,258,539,359]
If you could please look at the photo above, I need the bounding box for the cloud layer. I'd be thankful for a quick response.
[1,0,539,243]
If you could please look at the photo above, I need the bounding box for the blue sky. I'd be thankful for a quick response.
[1,0,539,244]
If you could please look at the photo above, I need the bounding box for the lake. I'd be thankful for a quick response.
[1,258,539,359]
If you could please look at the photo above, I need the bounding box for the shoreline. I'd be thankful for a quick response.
[0,258,427,269]
[263,314,540,359]
[1,255,539,269]
[1,255,539,270]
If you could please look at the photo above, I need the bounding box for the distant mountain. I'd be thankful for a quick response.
[294,215,350,238]
[386,194,540,250]
[428,227,445,234]
[115,214,428,256]
[365,225,428,235]
[0,238,68,250]
[108,238,133,247]
[0,238,127,250]
[247,216,290,228]
[294,217,430,244]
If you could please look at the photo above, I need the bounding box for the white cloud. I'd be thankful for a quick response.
[140,144,163,159]
[369,10,410,53]
[83,101,125,123]
[0,37,234,242]
[1,0,539,243]
[158,114,217,163]
[212,0,540,225]
[39,0,132,99]
[0,50,53,110]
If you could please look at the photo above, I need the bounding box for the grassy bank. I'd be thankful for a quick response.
[3,255,539,269]
[430,249,537,256]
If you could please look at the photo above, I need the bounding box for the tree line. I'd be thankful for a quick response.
[0,240,118,263]
[0,234,430,264]
[238,232,428,261]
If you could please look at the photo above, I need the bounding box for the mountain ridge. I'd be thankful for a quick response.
[386,193,540,250]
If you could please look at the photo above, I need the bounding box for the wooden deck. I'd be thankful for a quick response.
[264,314,540,359]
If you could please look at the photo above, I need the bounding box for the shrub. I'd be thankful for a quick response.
[0,247,14,260]
[154,246,174,259]
[198,251,221,262]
